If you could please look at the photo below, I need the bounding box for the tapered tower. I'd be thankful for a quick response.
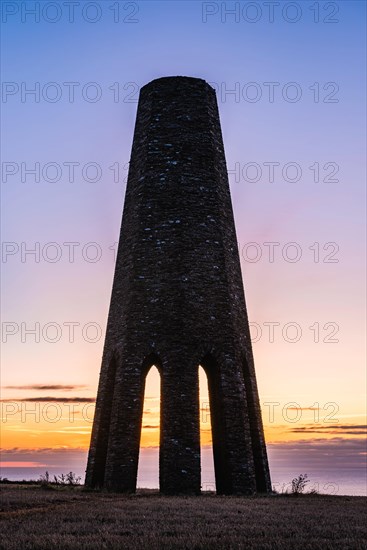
[85,76,271,494]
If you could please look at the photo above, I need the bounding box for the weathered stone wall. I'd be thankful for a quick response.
[85,76,271,495]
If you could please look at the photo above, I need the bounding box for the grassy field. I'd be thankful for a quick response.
[1,485,366,549]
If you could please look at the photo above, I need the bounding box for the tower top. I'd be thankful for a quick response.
[141,75,215,92]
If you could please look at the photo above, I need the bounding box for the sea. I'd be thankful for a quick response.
[1,446,366,496]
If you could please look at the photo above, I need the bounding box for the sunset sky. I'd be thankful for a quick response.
[1,1,366,494]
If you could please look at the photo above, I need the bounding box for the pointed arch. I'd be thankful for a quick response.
[199,365,215,492]
[137,352,162,489]
[141,351,163,377]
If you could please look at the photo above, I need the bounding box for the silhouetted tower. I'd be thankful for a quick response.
[85,76,271,495]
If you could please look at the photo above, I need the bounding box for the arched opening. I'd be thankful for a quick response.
[199,365,216,492]
[136,363,161,490]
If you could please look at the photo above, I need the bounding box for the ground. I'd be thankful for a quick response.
[0,485,366,549]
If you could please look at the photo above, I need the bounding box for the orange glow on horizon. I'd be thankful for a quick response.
[1,367,365,452]
[2,398,365,452]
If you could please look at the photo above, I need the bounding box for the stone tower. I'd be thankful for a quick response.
[85,76,271,495]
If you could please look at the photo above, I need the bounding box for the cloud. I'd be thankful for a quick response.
[142,425,159,429]
[289,424,367,435]
[286,407,320,411]
[1,397,95,403]
[0,461,48,468]
[0,447,88,468]
[2,447,86,455]
[3,385,88,391]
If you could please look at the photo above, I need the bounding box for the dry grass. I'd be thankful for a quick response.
[0,485,366,549]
